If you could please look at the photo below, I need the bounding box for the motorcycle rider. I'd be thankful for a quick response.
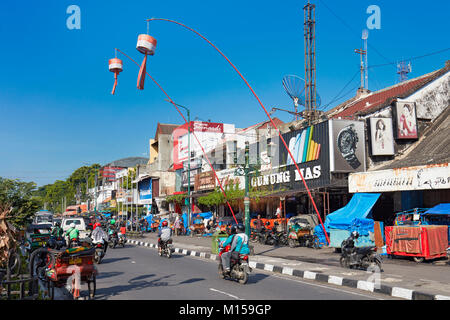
[65,223,80,247]
[344,231,359,263]
[92,222,109,253]
[220,224,250,274]
[51,221,64,238]
[158,220,172,254]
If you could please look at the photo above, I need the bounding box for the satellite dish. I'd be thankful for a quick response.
[282,75,306,107]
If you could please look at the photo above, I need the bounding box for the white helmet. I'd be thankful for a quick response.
[70,223,76,228]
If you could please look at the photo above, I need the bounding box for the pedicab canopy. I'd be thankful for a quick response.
[314,193,381,242]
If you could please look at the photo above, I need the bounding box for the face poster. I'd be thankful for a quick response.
[395,101,418,139]
[370,117,394,155]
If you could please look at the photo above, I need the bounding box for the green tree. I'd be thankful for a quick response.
[0,177,42,229]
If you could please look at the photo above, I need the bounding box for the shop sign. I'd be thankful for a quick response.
[194,171,216,191]
[349,163,450,193]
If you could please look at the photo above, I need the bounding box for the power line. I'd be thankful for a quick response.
[368,47,450,69]
[320,68,360,110]
[321,84,361,111]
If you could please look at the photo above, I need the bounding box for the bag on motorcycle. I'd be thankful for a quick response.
[231,251,240,260]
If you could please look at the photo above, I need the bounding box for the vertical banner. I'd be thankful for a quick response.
[138,178,152,205]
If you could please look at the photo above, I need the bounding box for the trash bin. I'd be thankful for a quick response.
[211,231,229,254]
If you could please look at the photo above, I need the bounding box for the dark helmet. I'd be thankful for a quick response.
[47,238,57,249]
[229,225,237,235]
[54,221,60,227]
[236,223,245,233]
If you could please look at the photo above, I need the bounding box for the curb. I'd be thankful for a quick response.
[127,239,450,301]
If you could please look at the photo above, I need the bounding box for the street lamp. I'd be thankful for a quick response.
[165,99,192,229]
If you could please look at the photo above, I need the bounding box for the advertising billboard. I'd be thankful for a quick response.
[172,121,226,171]
[329,120,366,172]
[138,178,152,205]
[394,101,418,139]
[369,117,395,156]
[251,120,331,192]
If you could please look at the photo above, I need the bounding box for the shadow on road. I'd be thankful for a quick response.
[178,278,205,285]
[246,273,270,284]
[101,257,131,264]
[97,271,124,280]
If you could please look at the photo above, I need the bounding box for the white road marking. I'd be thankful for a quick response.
[269,274,384,300]
[209,288,242,300]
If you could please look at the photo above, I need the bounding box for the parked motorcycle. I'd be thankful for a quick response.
[218,245,251,284]
[158,239,173,258]
[340,232,382,271]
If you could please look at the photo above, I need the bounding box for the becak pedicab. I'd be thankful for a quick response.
[44,246,97,299]
[287,215,320,248]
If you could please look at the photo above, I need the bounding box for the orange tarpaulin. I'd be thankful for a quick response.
[391,226,421,254]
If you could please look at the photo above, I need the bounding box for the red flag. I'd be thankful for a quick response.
[137,54,147,90]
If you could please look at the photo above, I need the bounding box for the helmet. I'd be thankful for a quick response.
[236,223,245,233]
[351,231,359,239]
[94,222,101,229]
[110,219,116,225]
[162,220,168,227]
[54,221,60,227]
[229,225,237,235]
[70,223,76,229]
[47,238,57,249]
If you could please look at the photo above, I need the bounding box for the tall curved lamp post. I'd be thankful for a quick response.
[145,18,329,244]
[109,48,240,226]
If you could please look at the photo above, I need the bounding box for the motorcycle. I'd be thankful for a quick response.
[92,239,106,264]
[158,238,173,258]
[218,244,251,284]
[117,232,126,247]
[340,237,382,271]
[108,230,118,249]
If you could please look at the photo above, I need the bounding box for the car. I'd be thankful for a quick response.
[61,216,89,239]
[33,211,53,225]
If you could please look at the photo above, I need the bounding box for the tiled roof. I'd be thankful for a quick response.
[328,62,449,119]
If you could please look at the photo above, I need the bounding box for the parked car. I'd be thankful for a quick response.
[61,216,89,239]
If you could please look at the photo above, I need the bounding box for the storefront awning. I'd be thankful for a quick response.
[424,203,450,215]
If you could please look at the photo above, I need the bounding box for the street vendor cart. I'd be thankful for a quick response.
[287,215,319,248]
[385,225,448,263]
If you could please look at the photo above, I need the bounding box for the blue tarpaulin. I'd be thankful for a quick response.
[314,193,380,243]
[423,203,450,215]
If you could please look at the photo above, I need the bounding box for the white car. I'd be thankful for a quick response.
[61,217,89,239]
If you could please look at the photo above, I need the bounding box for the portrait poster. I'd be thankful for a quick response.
[369,117,395,155]
[395,101,418,139]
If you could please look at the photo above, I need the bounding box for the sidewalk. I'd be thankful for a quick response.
[128,232,450,300]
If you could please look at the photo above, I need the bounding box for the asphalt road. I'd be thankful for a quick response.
[90,243,394,300]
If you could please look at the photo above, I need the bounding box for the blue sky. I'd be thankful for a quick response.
[0,0,448,186]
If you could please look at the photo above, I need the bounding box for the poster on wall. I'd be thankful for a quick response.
[329,120,366,172]
[369,117,395,156]
[395,101,418,139]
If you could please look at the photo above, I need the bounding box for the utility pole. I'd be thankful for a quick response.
[355,48,367,89]
[244,141,250,239]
